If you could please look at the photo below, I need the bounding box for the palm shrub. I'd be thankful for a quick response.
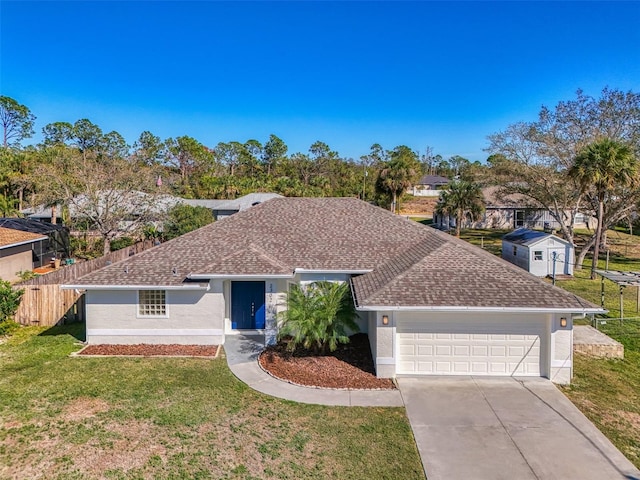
[278,281,359,354]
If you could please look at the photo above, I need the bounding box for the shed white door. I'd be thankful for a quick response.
[396,313,546,376]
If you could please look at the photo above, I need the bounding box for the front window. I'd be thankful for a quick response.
[534,251,543,261]
[138,290,166,317]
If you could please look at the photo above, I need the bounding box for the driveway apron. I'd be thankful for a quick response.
[398,377,640,480]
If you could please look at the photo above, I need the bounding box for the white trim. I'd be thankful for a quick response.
[357,305,604,314]
[294,268,373,274]
[551,359,571,368]
[87,328,224,336]
[0,236,48,250]
[375,357,395,365]
[62,284,210,291]
[188,268,373,280]
[226,329,266,335]
[188,274,293,280]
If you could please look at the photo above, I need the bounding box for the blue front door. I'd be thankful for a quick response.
[231,281,265,329]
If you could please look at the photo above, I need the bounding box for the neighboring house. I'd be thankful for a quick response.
[502,229,574,277]
[410,175,450,197]
[0,218,70,267]
[20,204,63,224]
[434,186,595,231]
[182,193,283,220]
[0,227,48,281]
[23,192,283,225]
[63,197,602,385]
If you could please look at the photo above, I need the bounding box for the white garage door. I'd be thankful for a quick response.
[397,314,546,376]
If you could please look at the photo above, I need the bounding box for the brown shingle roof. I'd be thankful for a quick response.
[68,197,598,311]
[0,227,47,248]
[351,232,597,310]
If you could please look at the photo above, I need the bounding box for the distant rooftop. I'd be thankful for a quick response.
[0,218,68,234]
[502,228,569,246]
[416,175,450,186]
[0,226,47,249]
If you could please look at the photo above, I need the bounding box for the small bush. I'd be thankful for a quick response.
[16,270,37,281]
[0,319,19,336]
[110,236,136,251]
[0,280,23,335]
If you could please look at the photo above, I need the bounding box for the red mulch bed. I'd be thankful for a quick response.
[259,333,395,390]
[78,344,218,357]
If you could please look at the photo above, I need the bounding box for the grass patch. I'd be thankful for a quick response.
[0,325,424,480]
[458,228,509,257]
[561,351,640,469]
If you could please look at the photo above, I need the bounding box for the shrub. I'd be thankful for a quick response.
[277,281,359,354]
[163,204,214,240]
[0,280,23,335]
[16,270,37,281]
[110,236,136,251]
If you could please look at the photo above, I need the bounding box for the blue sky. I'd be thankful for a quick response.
[2,1,639,161]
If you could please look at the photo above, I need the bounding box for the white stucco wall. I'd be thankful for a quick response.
[374,311,396,378]
[85,281,225,345]
[550,314,573,384]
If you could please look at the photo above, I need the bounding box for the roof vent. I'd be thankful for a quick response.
[106,260,112,266]
[172,267,178,276]
[124,265,128,274]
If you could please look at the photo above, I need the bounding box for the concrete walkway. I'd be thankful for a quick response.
[398,376,640,480]
[223,334,404,407]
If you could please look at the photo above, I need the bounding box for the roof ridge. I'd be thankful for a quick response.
[356,234,445,304]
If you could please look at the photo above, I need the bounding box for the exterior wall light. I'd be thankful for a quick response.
[560,317,567,328]
[382,315,389,326]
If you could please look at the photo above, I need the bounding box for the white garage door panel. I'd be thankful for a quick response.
[397,315,546,377]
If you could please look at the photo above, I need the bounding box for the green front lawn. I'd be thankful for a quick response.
[0,325,425,480]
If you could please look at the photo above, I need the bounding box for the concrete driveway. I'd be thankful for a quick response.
[398,377,640,480]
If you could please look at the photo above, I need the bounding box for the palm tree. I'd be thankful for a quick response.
[378,157,418,213]
[569,138,637,279]
[277,281,359,354]
[435,180,485,237]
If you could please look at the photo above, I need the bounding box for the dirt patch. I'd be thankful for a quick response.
[618,410,640,430]
[62,397,110,421]
[78,344,218,356]
[73,419,168,474]
[400,196,439,216]
[259,333,395,390]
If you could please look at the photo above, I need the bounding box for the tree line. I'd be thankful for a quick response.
[1,87,639,277]
[0,96,480,208]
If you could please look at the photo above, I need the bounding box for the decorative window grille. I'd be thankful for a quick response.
[138,290,166,316]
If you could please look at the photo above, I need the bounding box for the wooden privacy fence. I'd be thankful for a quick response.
[15,285,84,327]
[13,240,157,326]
